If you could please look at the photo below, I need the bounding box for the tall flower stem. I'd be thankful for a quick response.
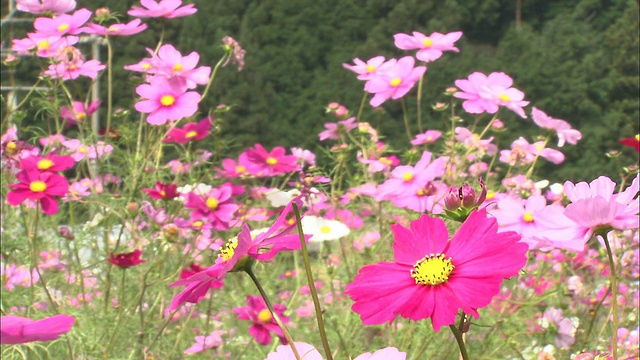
[246,268,301,360]
[356,92,368,122]
[449,324,470,360]
[401,98,412,142]
[416,73,425,133]
[200,51,231,102]
[602,234,619,360]
[105,36,113,136]
[292,203,334,360]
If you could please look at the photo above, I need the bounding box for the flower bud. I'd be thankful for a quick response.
[59,226,75,240]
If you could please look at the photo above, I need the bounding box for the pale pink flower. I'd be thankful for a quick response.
[16,0,76,14]
[128,0,197,19]
[410,130,442,145]
[394,30,463,62]
[541,307,578,349]
[376,151,448,200]
[183,330,227,354]
[455,127,497,155]
[454,72,529,118]
[564,175,640,241]
[146,44,211,89]
[366,56,426,107]
[60,99,100,127]
[12,33,79,58]
[222,36,246,71]
[44,58,105,80]
[33,8,92,36]
[2,264,39,290]
[135,75,201,125]
[500,137,564,165]
[319,117,357,141]
[531,107,582,147]
[353,231,381,251]
[85,19,147,37]
[342,56,396,82]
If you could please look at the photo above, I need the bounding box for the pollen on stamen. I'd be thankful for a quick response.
[422,38,433,48]
[411,253,455,286]
[160,95,176,106]
[390,78,402,87]
[498,93,511,102]
[523,212,535,223]
[402,172,414,182]
[365,65,376,73]
[37,159,53,170]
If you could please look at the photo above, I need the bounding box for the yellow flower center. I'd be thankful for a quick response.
[76,112,86,120]
[411,253,455,286]
[160,95,176,106]
[107,25,119,32]
[30,180,47,193]
[206,197,219,210]
[159,190,166,197]
[320,225,331,234]
[37,40,50,51]
[219,238,238,261]
[365,65,376,73]
[486,191,495,200]
[522,212,535,223]
[79,146,88,153]
[57,23,70,32]
[142,63,152,70]
[402,172,414,182]
[185,131,198,138]
[257,309,273,323]
[635,134,640,141]
[5,141,17,155]
[37,159,53,170]
[379,157,391,165]
[390,78,402,87]
[266,157,278,165]
[192,220,203,228]
[172,63,183,72]
[236,165,246,173]
[422,37,433,48]
[416,188,425,196]
[498,93,511,102]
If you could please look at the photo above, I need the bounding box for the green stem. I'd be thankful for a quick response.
[602,234,619,360]
[200,51,231,102]
[356,92,368,122]
[105,36,113,136]
[449,324,470,360]
[401,98,412,142]
[246,268,301,360]
[292,203,334,360]
[416,72,425,133]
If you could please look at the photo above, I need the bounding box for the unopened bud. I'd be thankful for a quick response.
[95,7,110,18]
[59,226,75,240]
[126,202,139,215]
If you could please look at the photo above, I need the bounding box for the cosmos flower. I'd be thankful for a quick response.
[454,72,529,119]
[1,314,75,344]
[7,169,69,215]
[127,0,197,19]
[163,116,212,144]
[265,343,406,360]
[365,56,426,107]
[531,107,581,147]
[134,75,201,125]
[233,295,289,346]
[107,249,146,268]
[33,8,92,36]
[85,19,147,37]
[15,0,76,15]
[345,209,528,331]
[394,30,463,62]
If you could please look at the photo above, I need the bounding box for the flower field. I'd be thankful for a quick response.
[1,1,638,359]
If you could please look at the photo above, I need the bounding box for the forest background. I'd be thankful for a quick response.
[1,0,638,183]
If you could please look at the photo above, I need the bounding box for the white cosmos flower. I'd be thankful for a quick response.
[302,215,350,242]
[266,188,301,207]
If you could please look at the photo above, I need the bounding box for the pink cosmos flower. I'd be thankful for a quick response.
[500,137,564,165]
[345,209,528,332]
[342,56,396,83]
[183,330,227,354]
[541,307,578,349]
[145,44,211,89]
[163,116,212,144]
[12,33,79,58]
[7,170,69,215]
[245,144,300,177]
[411,130,442,145]
[454,72,529,118]
[216,154,253,179]
[318,117,357,141]
[169,197,308,310]
[266,343,406,360]
[184,184,239,231]
[60,99,101,127]
[1,314,75,344]
[366,56,427,107]
[563,175,640,241]
[1,264,39,290]
[33,8,92,36]
[376,151,448,200]
[85,19,147,37]
[62,139,113,161]
[135,75,201,125]
[44,58,105,80]
[20,154,74,172]
[455,127,497,155]
[108,249,146,268]
[142,182,179,200]
[531,107,582,147]
[128,0,197,19]
[232,295,289,345]
[16,0,76,15]
[394,30,463,62]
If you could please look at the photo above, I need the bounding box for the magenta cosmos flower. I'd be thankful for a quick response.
[232,295,289,345]
[454,72,529,118]
[620,134,639,152]
[60,99,101,127]
[128,0,197,19]
[108,249,146,268]
[394,30,463,62]
[184,184,239,231]
[20,154,74,172]
[163,116,212,144]
[563,175,639,241]
[169,196,309,310]
[244,144,300,177]
[344,209,528,332]
[266,343,406,360]
[366,56,426,107]
[142,181,179,200]
[135,75,201,125]
[7,170,69,215]
[1,314,75,344]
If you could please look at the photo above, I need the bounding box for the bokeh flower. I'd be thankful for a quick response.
[232,295,289,346]
[1,314,75,344]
